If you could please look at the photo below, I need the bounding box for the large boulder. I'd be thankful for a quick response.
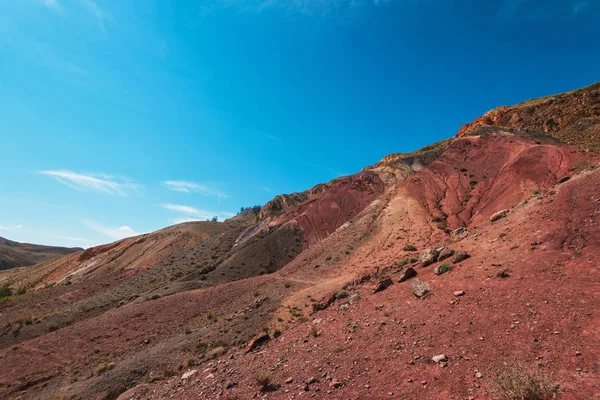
[437,247,455,261]
[419,248,440,267]
[246,332,271,353]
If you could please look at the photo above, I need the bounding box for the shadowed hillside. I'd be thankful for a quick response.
[0,237,82,270]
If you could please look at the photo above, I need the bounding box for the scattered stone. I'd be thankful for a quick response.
[516,199,528,207]
[285,377,294,384]
[349,294,361,304]
[330,380,343,388]
[575,351,582,356]
[490,209,509,222]
[181,370,197,380]
[451,227,469,241]
[372,278,393,294]
[454,290,465,297]
[419,248,440,267]
[437,247,455,261]
[453,251,470,263]
[226,381,236,389]
[398,267,417,283]
[475,372,483,379]
[497,269,511,278]
[432,354,447,363]
[306,377,317,385]
[245,332,270,353]
[116,384,151,400]
[412,279,431,298]
[557,176,571,184]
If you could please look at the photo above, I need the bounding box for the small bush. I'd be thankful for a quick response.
[336,290,348,299]
[255,372,274,392]
[206,346,227,359]
[438,263,452,274]
[309,326,320,338]
[488,363,558,400]
[403,244,417,251]
[284,282,292,289]
[0,283,13,299]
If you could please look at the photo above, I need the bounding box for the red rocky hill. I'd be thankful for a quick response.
[1,83,599,400]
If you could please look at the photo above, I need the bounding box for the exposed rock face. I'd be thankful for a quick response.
[246,332,270,353]
[258,192,310,220]
[456,82,600,150]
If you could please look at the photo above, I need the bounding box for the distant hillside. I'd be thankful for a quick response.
[0,236,82,270]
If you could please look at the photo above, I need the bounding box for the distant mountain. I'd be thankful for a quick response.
[0,236,82,270]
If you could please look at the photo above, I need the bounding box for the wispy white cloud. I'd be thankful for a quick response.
[163,180,229,198]
[39,0,63,13]
[263,186,272,193]
[264,134,281,141]
[161,204,235,222]
[39,170,139,196]
[0,224,23,231]
[78,0,111,31]
[497,0,591,21]
[83,220,140,240]
[48,234,93,243]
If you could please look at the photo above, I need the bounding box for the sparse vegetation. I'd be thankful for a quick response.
[0,283,13,299]
[403,244,417,251]
[438,263,452,274]
[255,372,275,392]
[238,205,262,215]
[336,290,348,299]
[488,363,558,400]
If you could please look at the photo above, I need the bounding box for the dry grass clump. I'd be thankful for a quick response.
[488,363,559,400]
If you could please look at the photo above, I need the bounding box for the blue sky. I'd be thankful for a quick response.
[1,0,599,247]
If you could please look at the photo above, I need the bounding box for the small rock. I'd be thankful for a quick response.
[475,372,483,379]
[398,267,417,283]
[181,370,197,380]
[454,290,465,297]
[575,351,582,356]
[432,354,447,363]
[412,278,431,298]
[576,368,582,372]
[372,277,393,294]
[453,251,470,263]
[306,377,317,384]
[330,380,343,388]
[557,176,571,184]
[421,380,428,385]
[497,269,511,278]
[285,377,294,384]
[225,381,236,389]
[490,209,509,222]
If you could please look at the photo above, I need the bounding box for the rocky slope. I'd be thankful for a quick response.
[1,82,599,400]
[0,236,81,270]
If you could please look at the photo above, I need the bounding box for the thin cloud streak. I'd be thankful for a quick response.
[0,225,23,230]
[83,220,140,240]
[163,180,229,198]
[39,170,139,196]
[48,234,93,243]
[161,204,235,222]
[77,0,112,32]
